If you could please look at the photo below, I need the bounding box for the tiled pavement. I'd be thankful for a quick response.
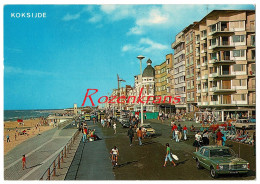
[4,121,78,180]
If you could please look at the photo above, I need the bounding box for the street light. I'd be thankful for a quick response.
[137,55,145,126]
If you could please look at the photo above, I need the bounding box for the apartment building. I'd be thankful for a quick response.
[154,54,175,113]
[172,31,187,113]
[183,24,198,112]
[194,10,255,121]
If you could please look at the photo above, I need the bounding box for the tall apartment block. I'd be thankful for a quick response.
[154,54,174,113]
[193,10,255,121]
[172,31,187,113]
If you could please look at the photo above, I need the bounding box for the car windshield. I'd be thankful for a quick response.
[210,149,232,157]
[143,125,152,128]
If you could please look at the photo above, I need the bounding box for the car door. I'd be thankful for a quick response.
[198,148,207,168]
[200,148,210,169]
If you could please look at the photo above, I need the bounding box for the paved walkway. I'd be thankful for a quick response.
[4,121,78,180]
[65,122,115,180]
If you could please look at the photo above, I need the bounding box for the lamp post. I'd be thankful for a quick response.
[137,55,145,126]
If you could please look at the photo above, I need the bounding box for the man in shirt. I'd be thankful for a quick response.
[137,127,143,146]
[127,126,134,146]
[216,129,223,146]
[171,123,177,140]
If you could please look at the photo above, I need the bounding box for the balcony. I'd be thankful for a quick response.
[213,73,236,79]
[186,62,189,67]
[197,89,201,93]
[187,86,191,90]
[231,101,248,105]
[201,35,207,40]
[196,76,201,81]
[190,97,195,101]
[209,59,216,64]
[202,88,208,93]
[209,73,218,78]
[202,75,208,80]
[190,73,194,77]
[209,101,219,105]
[201,49,207,54]
[202,102,209,105]
[186,74,190,78]
[191,86,194,89]
[209,87,217,92]
[201,62,207,67]
[197,102,202,106]
[213,86,236,93]
[196,65,201,69]
[187,98,191,101]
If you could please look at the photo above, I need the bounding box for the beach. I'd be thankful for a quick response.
[4,118,53,155]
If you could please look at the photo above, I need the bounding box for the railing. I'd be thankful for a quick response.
[40,130,80,180]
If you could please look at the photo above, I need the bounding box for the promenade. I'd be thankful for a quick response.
[65,119,255,180]
[65,122,115,180]
[4,121,78,180]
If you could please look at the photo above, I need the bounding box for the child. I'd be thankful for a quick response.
[22,155,26,170]
[113,122,117,134]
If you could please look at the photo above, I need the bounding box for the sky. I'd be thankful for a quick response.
[3,4,255,110]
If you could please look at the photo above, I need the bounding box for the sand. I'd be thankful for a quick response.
[4,118,53,155]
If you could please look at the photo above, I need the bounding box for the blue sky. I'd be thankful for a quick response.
[4,4,255,110]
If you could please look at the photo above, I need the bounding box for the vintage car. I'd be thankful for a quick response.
[232,119,256,129]
[194,146,249,178]
[136,124,156,137]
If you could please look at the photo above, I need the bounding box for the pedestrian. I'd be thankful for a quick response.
[6,134,10,142]
[216,129,223,146]
[15,133,17,141]
[178,124,182,140]
[83,126,87,142]
[202,130,209,146]
[163,143,176,167]
[175,129,179,142]
[22,154,26,170]
[110,146,119,167]
[113,122,117,134]
[145,114,147,120]
[93,117,96,124]
[171,123,177,140]
[127,126,134,146]
[137,127,143,146]
[101,118,105,127]
[183,125,188,140]
[193,131,202,152]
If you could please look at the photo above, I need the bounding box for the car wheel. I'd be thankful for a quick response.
[210,166,218,178]
[196,160,202,169]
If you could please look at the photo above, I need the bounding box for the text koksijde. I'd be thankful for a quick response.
[81,88,181,107]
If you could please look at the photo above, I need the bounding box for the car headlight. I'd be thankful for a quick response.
[219,165,224,170]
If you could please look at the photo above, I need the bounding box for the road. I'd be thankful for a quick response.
[4,121,78,180]
[67,118,255,180]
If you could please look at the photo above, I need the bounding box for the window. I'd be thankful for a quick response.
[232,35,245,42]
[251,35,255,46]
[233,64,244,71]
[233,50,245,57]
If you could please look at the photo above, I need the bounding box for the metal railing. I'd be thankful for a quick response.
[39,130,80,180]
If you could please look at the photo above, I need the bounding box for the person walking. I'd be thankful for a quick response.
[183,125,188,140]
[171,123,177,140]
[216,129,223,146]
[163,143,176,167]
[137,127,143,146]
[83,126,87,142]
[193,131,202,152]
[178,124,182,140]
[6,134,10,143]
[22,155,26,170]
[127,126,134,146]
[175,128,179,142]
[110,146,119,167]
[113,122,117,134]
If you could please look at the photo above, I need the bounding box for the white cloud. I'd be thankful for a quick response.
[122,38,167,53]
[88,14,102,23]
[4,66,55,76]
[62,13,81,21]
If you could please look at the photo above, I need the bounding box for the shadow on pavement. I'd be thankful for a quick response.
[142,141,157,146]
[116,160,138,168]
[27,163,42,169]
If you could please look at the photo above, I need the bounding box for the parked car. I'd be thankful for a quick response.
[233,119,256,129]
[136,124,156,137]
[194,146,250,178]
